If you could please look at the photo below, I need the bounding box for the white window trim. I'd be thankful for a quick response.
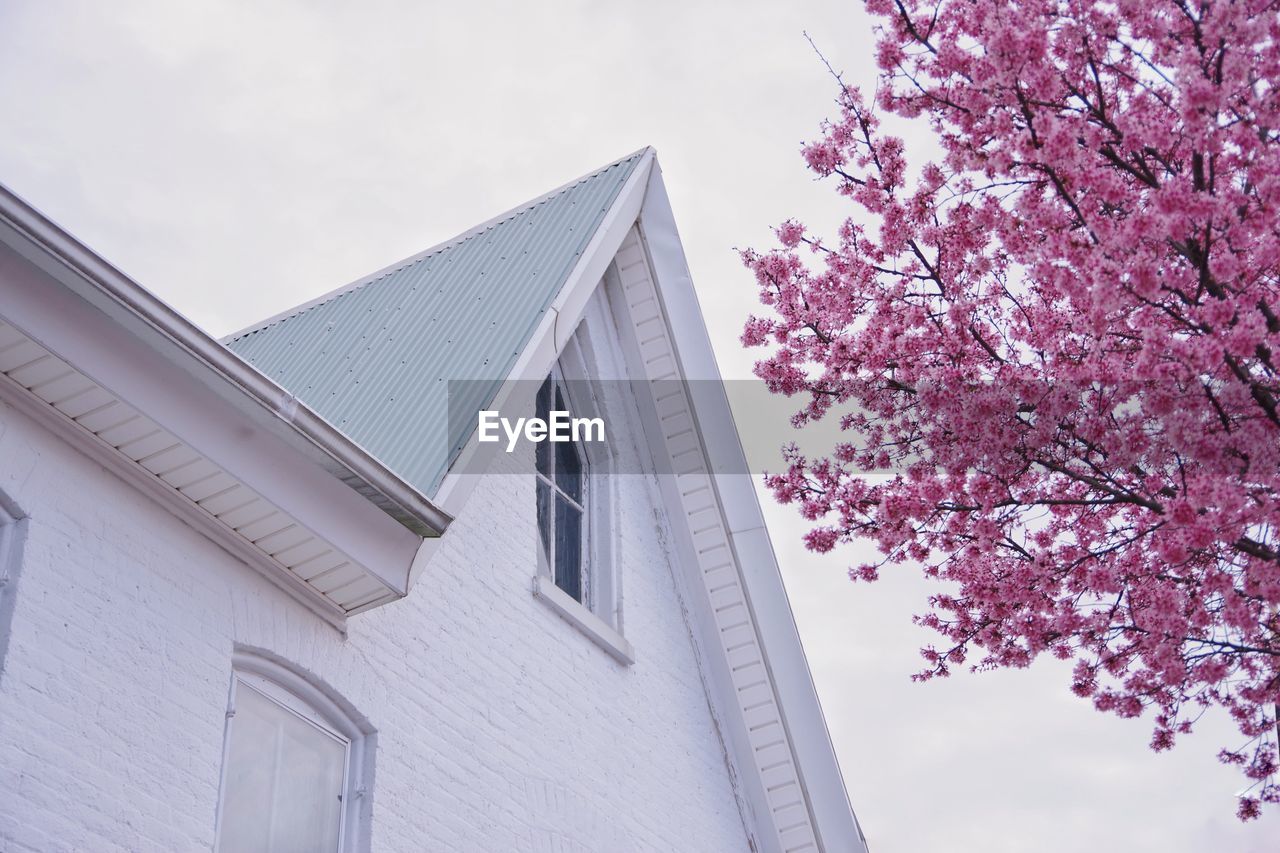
[533,573,634,664]
[536,366,595,608]
[214,649,374,853]
[532,299,632,664]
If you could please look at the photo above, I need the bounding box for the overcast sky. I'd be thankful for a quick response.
[3,2,1278,851]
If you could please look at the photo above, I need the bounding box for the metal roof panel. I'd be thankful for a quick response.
[227,151,644,496]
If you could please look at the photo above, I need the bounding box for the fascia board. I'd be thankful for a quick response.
[0,239,422,598]
[606,300,771,848]
[425,148,656,523]
[732,524,869,853]
[637,162,869,853]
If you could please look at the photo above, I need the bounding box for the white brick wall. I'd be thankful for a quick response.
[0,377,753,850]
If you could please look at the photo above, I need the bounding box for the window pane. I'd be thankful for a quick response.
[219,683,346,853]
[555,498,583,602]
[535,378,552,477]
[554,434,583,507]
[536,476,553,567]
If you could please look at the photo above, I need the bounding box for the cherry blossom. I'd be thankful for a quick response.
[744,0,1280,818]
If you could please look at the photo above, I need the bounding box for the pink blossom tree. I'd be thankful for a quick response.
[743,0,1280,818]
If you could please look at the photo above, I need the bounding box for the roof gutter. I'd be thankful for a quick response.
[0,183,452,538]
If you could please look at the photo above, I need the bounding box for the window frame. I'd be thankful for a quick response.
[214,650,373,853]
[531,325,632,665]
[536,366,592,606]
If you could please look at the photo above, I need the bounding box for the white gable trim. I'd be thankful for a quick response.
[633,165,868,853]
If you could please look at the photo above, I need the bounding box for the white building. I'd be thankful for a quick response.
[0,149,868,852]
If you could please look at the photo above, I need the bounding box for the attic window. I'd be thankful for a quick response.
[536,373,587,602]
[529,316,632,665]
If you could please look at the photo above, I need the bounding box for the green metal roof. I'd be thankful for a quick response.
[226,150,645,496]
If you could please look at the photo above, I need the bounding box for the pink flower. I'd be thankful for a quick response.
[777,220,806,248]
[744,0,1280,820]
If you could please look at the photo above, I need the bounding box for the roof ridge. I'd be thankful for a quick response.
[222,147,651,343]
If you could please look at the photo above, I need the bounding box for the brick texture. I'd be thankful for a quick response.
[0,380,752,851]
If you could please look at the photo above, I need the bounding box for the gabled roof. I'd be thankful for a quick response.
[223,150,868,852]
[226,150,646,496]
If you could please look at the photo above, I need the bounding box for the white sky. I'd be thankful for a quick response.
[2,2,1277,850]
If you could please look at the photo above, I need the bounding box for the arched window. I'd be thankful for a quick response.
[215,650,374,853]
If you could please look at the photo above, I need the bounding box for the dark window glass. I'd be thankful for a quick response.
[535,375,587,604]
[555,428,583,505]
[555,501,583,601]
[536,378,552,477]
[536,477,552,567]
